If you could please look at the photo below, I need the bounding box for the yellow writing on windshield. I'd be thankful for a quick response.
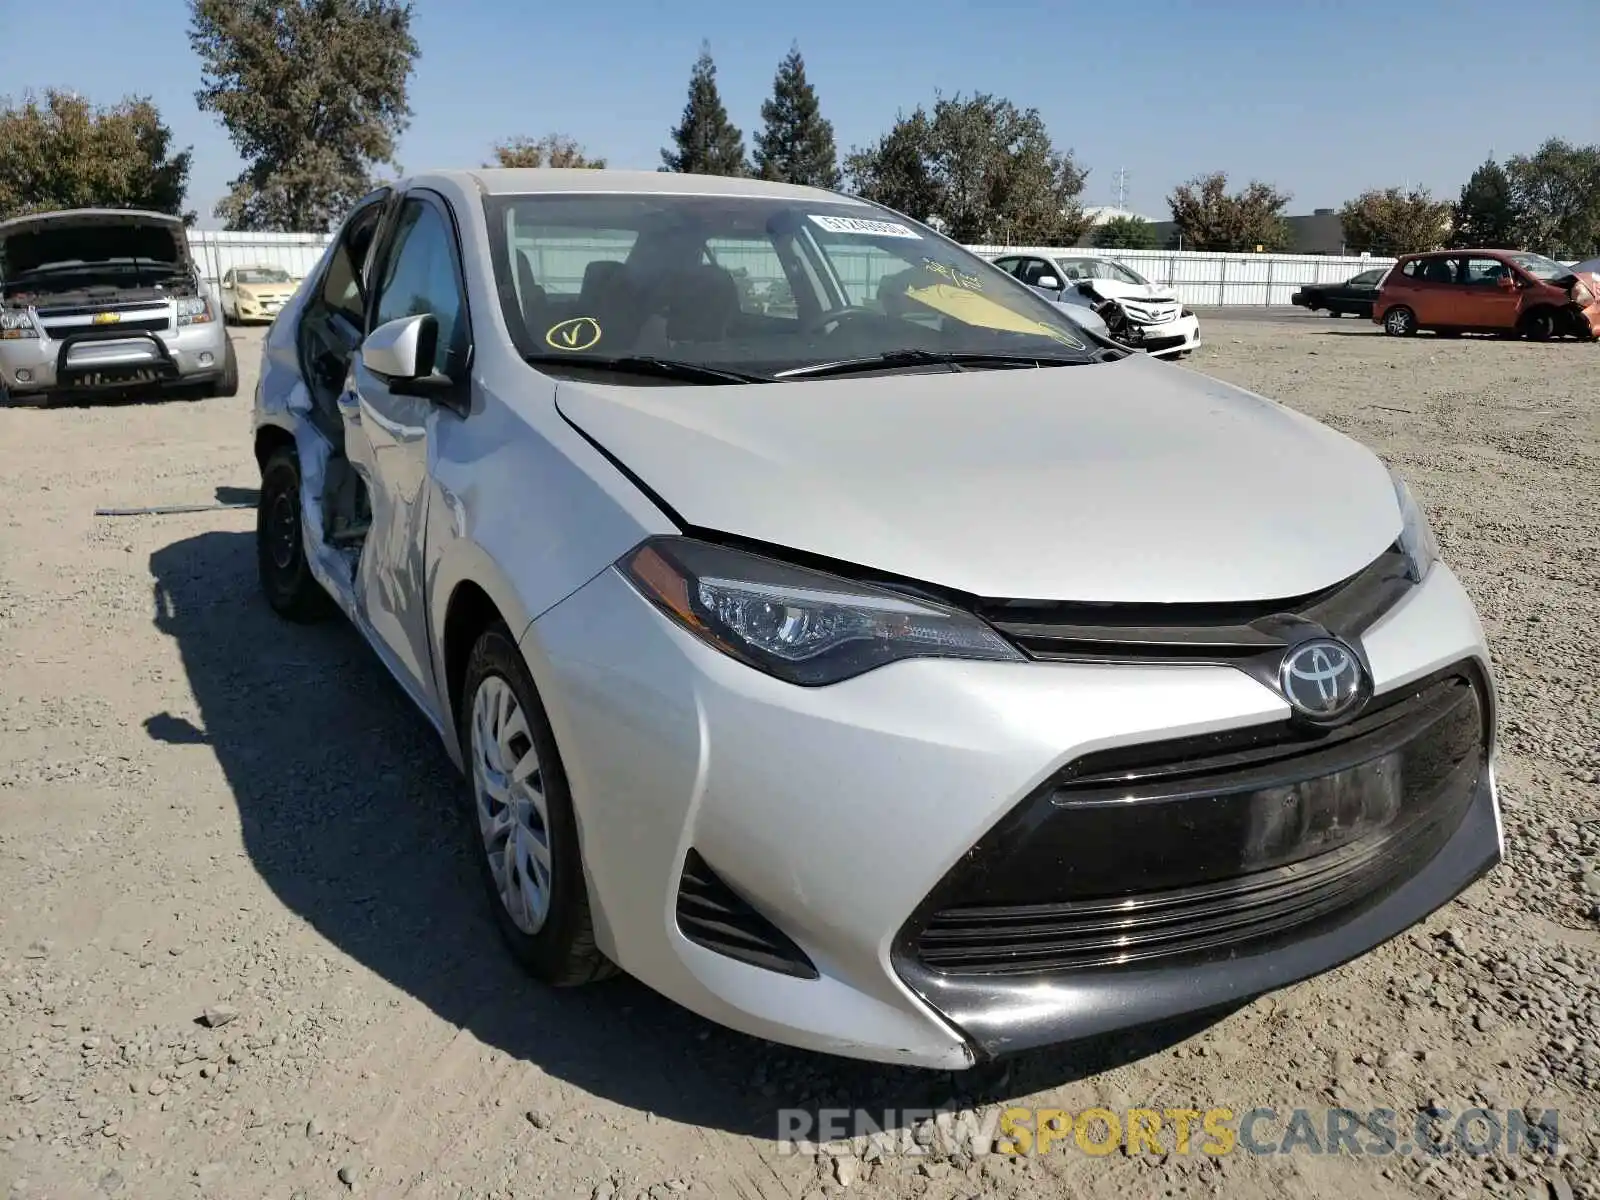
[902,283,1083,348]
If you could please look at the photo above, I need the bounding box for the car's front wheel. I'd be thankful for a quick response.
[460,623,615,986]
[1383,306,1418,336]
[257,447,332,622]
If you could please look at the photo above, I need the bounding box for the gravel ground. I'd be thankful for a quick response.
[0,319,1596,1200]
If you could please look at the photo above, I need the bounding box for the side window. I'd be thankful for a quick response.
[1418,256,1459,285]
[319,204,385,325]
[1463,257,1509,286]
[1400,261,1419,279]
[1018,259,1054,286]
[706,238,795,318]
[371,198,469,378]
[991,257,1021,279]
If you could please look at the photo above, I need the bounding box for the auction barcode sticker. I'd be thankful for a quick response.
[808,215,922,239]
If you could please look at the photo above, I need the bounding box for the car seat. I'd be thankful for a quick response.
[662,264,739,343]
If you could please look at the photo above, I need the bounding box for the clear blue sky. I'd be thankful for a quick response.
[3,0,1596,229]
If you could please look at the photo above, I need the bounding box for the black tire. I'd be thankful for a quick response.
[1383,306,1417,337]
[256,447,332,623]
[1326,306,1342,318]
[458,623,615,986]
[1519,307,1558,342]
[211,337,240,398]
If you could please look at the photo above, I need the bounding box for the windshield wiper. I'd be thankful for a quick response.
[773,348,1091,380]
[522,354,771,384]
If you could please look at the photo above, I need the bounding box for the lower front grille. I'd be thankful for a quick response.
[675,850,817,979]
[901,663,1487,976]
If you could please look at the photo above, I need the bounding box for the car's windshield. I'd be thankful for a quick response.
[236,267,292,284]
[1505,252,1573,282]
[1351,269,1383,286]
[485,193,1094,380]
[1059,258,1148,287]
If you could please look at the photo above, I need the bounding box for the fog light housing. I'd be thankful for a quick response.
[198,351,215,366]
[15,369,32,383]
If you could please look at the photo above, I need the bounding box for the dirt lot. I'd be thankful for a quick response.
[1,319,1597,1200]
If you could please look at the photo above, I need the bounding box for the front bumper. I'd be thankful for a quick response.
[524,561,1499,1068]
[1126,312,1202,357]
[0,322,227,396]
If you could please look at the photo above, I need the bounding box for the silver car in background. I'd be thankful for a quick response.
[251,169,1501,1068]
[0,209,238,404]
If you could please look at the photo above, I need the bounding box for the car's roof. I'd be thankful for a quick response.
[1400,247,1521,259]
[411,168,871,206]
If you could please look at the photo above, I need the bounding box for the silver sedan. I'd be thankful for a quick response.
[251,169,1502,1068]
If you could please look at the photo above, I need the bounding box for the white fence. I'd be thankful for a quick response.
[186,229,1394,308]
[970,245,1397,306]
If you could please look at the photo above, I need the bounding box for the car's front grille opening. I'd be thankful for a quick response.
[42,316,169,336]
[977,547,1414,662]
[675,849,818,979]
[900,663,1487,977]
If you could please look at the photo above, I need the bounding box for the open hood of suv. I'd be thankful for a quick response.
[0,209,192,277]
[555,355,1404,604]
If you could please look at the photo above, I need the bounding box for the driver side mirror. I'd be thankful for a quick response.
[361,312,459,401]
[1035,274,1062,291]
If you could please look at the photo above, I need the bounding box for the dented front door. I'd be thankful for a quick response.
[339,191,471,715]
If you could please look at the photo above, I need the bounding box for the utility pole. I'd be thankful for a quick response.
[1112,167,1130,210]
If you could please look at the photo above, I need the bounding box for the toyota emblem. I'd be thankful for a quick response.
[1278,638,1365,722]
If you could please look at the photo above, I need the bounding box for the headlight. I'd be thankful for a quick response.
[1181,307,1194,318]
[1390,470,1439,583]
[620,536,1023,686]
[0,309,38,339]
[1572,280,1593,307]
[176,297,213,325]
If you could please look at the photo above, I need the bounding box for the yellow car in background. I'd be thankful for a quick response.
[219,264,300,325]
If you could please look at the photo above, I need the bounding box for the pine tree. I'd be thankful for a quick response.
[661,44,747,177]
[753,44,840,190]
[1452,158,1517,248]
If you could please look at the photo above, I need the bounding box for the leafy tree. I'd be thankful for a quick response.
[1504,139,1600,258]
[661,44,747,176]
[1092,215,1156,249]
[1338,186,1451,254]
[488,134,605,169]
[1452,158,1517,248]
[1167,172,1291,251]
[752,44,839,189]
[189,0,419,231]
[0,90,192,222]
[845,93,1089,244]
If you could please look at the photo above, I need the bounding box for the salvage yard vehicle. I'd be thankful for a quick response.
[1291,267,1386,318]
[252,168,1502,1068]
[220,263,301,325]
[0,209,238,404]
[990,252,1201,357]
[1374,249,1600,340]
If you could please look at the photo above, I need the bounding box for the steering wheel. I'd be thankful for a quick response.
[805,306,880,335]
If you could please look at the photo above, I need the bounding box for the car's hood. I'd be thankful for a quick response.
[555,356,1402,603]
[1084,278,1176,303]
[237,282,298,301]
[0,208,191,276]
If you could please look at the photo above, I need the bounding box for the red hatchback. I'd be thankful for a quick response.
[1373,249,1600,340]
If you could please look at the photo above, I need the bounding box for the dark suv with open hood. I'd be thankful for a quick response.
[0,209,238,404]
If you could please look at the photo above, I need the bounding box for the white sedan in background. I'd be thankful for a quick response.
[992,252,1202,357]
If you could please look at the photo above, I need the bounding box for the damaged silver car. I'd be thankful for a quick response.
[0,209,238,404]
